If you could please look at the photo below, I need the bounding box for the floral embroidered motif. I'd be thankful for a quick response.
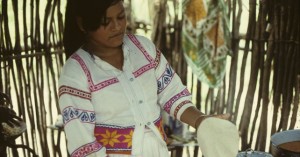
[62,106,95,125]
[122,130,133,148]
[163,88,191,114]
[94,116,166,155]
[95,124,134,154]
[71,141,102,157]
[71,54,119,92]
[98,130,121,147]
[59,85,91,100]
[157,63,175,94]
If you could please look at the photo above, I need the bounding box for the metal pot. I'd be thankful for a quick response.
[237,149,273,157]
[271,129,300,157]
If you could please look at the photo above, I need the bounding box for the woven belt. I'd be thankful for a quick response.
[94,116,167,155]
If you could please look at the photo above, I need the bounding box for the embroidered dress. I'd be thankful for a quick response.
[59,34,194,157]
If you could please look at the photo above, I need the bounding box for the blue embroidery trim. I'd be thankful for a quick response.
[63,106,96,124]
[157,64,174,93]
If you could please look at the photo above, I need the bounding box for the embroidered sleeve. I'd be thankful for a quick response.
[155,52,194,120]
[129,34,195,120]
[59,60,107,157]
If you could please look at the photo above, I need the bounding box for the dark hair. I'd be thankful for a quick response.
[63,0,122,58]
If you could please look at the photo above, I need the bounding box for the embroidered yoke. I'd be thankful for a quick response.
[58,34,194,157]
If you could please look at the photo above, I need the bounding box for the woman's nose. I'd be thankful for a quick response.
[111,19,121,30]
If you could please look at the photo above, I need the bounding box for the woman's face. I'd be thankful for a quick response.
[86,1,127,49]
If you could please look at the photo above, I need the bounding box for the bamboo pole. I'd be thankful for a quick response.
[226,0,242,116]
[239,0,261,150]
[253,0,269,150]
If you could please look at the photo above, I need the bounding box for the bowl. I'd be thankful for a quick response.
[271,129,300,157]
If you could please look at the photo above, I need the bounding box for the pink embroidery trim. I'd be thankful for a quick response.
[71,141,103,157]
[154,48,161,69]
[71,54,93,87]
[163,88,191,114]
[133,63,156,78]
[127,34,157,78]
[174,100,192,119]
[90,78,119,92]
[127,34,154,62]
[71,54,119,92]
[59,85,91,100]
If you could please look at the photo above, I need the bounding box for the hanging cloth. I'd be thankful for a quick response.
[182,0,231,88]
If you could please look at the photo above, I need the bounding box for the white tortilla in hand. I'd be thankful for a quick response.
[197,117,239,157]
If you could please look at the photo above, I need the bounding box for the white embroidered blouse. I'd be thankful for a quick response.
[58,34,194,157]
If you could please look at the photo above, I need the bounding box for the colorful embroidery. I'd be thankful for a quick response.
[133,63,156,78]
[154,48,161,69]
[95,124,134,155]
[153,116,168,142]
[62,106,95,125]
[163,88,191,114]
[127,34,154,62]
[174,100,192,119]
[122,130,133,148]
[71,54,94,87]
[94,116,166,155]
[157,63,175,94]
[59,85,91,100]
[128,34,157,78]
[91,78,119,92]
[99,130,122,147]
[71,141,103,157]
[71,54,119,92]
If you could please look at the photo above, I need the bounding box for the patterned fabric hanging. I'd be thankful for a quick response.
[182,0,231,88]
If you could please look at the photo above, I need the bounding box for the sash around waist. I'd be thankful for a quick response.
[94,116,167,155]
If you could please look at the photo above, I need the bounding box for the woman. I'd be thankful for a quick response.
[59,0,239,156]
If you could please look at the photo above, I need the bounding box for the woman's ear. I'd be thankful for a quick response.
[76,17,86,33]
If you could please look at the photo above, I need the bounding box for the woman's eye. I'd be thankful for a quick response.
[100,15,125,27]
[118,15,125,20]
[101,20,110,26]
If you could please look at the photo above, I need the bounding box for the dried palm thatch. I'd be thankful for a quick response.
[0,0,299,156]
[0,0,65,156]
